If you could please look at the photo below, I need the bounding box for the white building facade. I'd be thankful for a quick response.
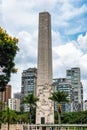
[83,100,87,111]
[8,98,20,112]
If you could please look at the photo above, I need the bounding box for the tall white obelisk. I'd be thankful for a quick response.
[36,12,54,124]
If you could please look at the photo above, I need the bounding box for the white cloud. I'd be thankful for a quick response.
[77,33,87,51]
[82,79,87,100]
[1,0,58,28]
[16,30,38,65]
[31,0,57,9]
[52,1,87,34]
[53,42,82,60]
[53,41,82,77]
[56,0,87,20]
[1,0,87,35]
[52,31,63,46]
[79,54,87,79]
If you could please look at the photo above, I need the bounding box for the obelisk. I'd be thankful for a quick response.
[36,12,54,124]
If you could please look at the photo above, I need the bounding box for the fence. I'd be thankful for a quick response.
[2,124,87,130]
[23,124,87,130]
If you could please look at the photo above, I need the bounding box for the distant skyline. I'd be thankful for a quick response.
[0,0,87,99]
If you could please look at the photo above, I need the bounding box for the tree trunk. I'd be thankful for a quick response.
[7,107,10,130]
[57,103,61,124]
[57,103,61,130]
[8,120,9,130]
[58,110,61,124]
[30,107,32,130]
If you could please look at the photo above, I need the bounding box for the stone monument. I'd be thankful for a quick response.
[36,12,54,125]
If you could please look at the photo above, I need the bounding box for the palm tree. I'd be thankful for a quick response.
[22,93,39,124]
[49,91,69,124]
[2,107,17,130]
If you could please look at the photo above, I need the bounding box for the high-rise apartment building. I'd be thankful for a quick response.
[14,92,21,99]
[21,67,37,111]
[21,67,37,97]
[8,98,20,112]
[0,84,11,110]
[2,84,11,102]
[53,78,73,112]
[66,67,83,111]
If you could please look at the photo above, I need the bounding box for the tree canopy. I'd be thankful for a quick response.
[49,91,69,124]
[49,91,69,103]
[0,27,19,91]
[22,93,39,108]
[2,107,17,124]
[22,93,39,124]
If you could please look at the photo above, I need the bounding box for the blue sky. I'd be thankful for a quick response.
[0,0,87,99]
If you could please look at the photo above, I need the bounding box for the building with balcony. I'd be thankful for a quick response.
[8,98,20,112]
[66,67,83,111]
[53,78,73,112]
[21,67,37,111]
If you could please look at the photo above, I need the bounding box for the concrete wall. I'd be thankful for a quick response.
[1,124,23,130]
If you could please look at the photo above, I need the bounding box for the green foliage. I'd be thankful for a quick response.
[54,111,58,124]
[54,110,87,124]
[17,112,29,123]
[22,93,39,108]
[49,91,69,124]
[2,107,17,124]
[1,108,87,125]
[22,93,39,124]
[62,111,87,124]
[0,27,19,91]
[49,91,69,103]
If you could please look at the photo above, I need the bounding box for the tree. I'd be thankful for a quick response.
[17,112,29,123]
[49,91,69,124]
[0,27,19,91]
[22,93,39,124]
[2,107,17,130]
[0,101,3,129]
[62,111,87,124]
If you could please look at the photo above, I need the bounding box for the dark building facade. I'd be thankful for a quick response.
[21,67,37,111]
[53,78,73,112]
